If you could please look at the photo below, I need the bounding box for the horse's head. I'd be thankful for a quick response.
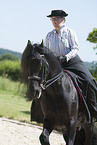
[21,40,49,100]
[21,40,62,100]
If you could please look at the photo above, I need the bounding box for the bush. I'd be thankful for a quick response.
[0,60,21,81]
[90,68,97,81]
[0,53,19,61]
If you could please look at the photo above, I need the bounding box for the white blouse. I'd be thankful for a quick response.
[44,25,79,61]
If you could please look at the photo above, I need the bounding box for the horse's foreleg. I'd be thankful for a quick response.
[67,118,77,145]
[62,128,68,143]
[39,118,54,145]
[62,117,77,145]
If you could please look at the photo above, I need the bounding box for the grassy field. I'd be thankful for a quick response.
[0,77,32,122]
[0,76,97,127]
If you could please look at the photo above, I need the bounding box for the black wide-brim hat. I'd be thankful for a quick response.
[47,10,68,17]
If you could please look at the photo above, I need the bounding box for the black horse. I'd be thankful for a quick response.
[21,40,94,145]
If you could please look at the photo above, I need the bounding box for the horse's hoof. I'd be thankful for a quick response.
[39,133,50,145]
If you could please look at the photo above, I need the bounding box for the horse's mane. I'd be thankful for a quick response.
[21,40,62,84]
[21,41,33,84]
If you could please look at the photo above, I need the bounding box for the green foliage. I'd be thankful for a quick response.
[0,53,21,81]
[87,28,97,43]
[90,67,97,80]
[0,53,19,61]
[0,60,21,81]
[84,61,97,70]
[93,68,97,79]
[87,28,97,51]
[89,61,97,80]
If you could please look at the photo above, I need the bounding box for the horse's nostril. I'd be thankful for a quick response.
[34,89,42,99]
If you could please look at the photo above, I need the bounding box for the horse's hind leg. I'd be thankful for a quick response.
[74,127,85,145]
[63,127,85,145]
[39,118,54,145]
[65,99,78,145]
[84,123,93,145]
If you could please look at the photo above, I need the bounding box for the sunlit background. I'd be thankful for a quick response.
[0,0,97,61]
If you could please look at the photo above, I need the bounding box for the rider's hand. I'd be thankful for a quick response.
[57,56,67,62]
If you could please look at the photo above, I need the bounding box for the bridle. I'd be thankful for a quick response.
[28,55,63,90]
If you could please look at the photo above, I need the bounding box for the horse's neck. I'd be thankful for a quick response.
[46,55,62,75]
[49,59,62,74]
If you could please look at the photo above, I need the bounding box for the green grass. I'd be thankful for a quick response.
[0,76,27,95]
[0,77,31,122]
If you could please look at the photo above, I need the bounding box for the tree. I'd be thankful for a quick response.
[87,28,97,53]
[87,28,97,79]
[0,60,21,81]
[0,53,19,61]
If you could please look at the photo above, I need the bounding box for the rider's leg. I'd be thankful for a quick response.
[87,85,97,120]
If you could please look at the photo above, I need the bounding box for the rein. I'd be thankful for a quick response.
[40,72,63,90]
[28,55,63,90]
[28,72,63,90]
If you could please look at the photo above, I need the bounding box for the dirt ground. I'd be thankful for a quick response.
[0,117,65,145]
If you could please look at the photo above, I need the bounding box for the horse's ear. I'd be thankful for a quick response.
[27,40,31,45]
[40,39,43,47]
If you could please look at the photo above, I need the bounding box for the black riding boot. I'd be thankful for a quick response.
[87,85,97,121]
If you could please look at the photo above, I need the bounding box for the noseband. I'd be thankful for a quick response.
[28,55,63,90]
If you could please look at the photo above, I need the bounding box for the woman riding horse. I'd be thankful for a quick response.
[44,10,97,121]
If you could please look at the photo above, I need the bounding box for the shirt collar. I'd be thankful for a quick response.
[53,24,65,34]
[59,24,65,31]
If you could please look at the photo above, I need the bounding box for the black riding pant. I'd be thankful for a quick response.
[61,55,97,118]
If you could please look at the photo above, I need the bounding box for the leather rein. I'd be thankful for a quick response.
[28,56,63,90]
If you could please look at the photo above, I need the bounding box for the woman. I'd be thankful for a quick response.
[44,10,97,121]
